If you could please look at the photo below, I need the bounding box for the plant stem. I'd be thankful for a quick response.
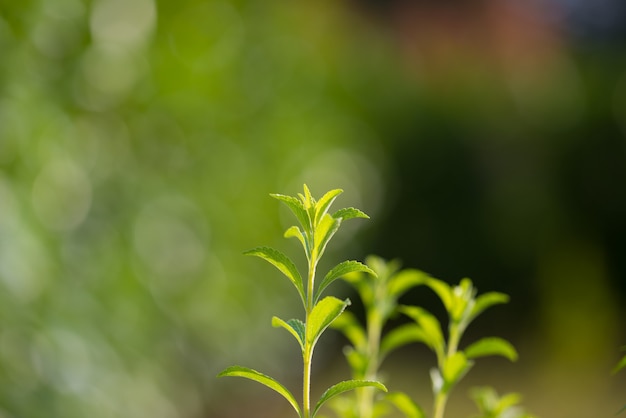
[358,309,382,418]
[433,323,461,418]
[303,257,317,418]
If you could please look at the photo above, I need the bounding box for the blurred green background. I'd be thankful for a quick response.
[0,0,625,417]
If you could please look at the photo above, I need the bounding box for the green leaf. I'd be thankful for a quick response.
[244,246,305,307]
[217,366,301,417]
[312,213,340,261]
[332,207,369,221]
[307,296,350,349]
[442,351,473,389]
[312,380,387,417]
[470,292,509,322]
[284,225,309,259]
[385,392,426,418]
[423,278,453,312]
[399,306,445,355]
[330,311,367,350]
[465,337,518,362]
[315,260,376,303]
[344,346,368,378]
[314,188,343,227]
[272,316,305,351]
[388,269,429,299]
[271,193,311,233]
[380,323,430,360]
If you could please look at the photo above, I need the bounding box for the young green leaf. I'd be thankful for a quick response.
[399,306,445,356]
[217,366,302,417]
[315,260,376,303]
[380,323,430,360]
[272,316,305,352]
[312,380,388,417]
[314,188,343,227]
[307,296,351,349]
[331,311,367,350]
[442,352,473,389]
[312,213,340,261]
[332,207,369,221]
[423,278,453,313]
[465,337,518,362]
[284,226,309,258]
[469,292,509,323]
[387,269,429,300]
[385,392,426,418]
[244,246,305,306]
[271,193,311,233]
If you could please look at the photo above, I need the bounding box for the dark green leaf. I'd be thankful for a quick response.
[217,366,301,417]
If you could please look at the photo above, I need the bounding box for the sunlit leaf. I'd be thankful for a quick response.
[315,260,375,303]
[307,296,350,349]
[385,392,426,418]
[388,269,429,299]
[465,337,518,362]
[312,213,340,261]
[442,351,473,389]
[284,225,309,259]
[312,380,387,417]
[332,207,369,220]
[399,306,444,355]
[423,278,453,312]
[314,188,343,227]
[244,246,305,306]
[470,292,509,322]
[271,193,311,233]
[272,316,305,351]
[217,366,301,417]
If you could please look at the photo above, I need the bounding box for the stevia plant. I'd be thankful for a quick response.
[325,255,428,418]
[399,277,518,418]
[470,386,536,418]
[218,185,387,418]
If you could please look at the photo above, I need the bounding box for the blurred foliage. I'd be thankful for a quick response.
[0,0,399,417]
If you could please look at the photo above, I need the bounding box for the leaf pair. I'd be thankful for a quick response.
[218,366,386,418]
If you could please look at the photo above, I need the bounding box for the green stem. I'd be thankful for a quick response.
[303,257,317,418]
[433,323,461,418]
[357,309,382,418]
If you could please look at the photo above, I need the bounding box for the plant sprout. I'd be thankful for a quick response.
[218,185,386,418]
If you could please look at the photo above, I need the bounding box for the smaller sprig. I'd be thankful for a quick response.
[218,185,386,418]
[329,256,428,418]
[399,277,518,418]
[470,386,537,418]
